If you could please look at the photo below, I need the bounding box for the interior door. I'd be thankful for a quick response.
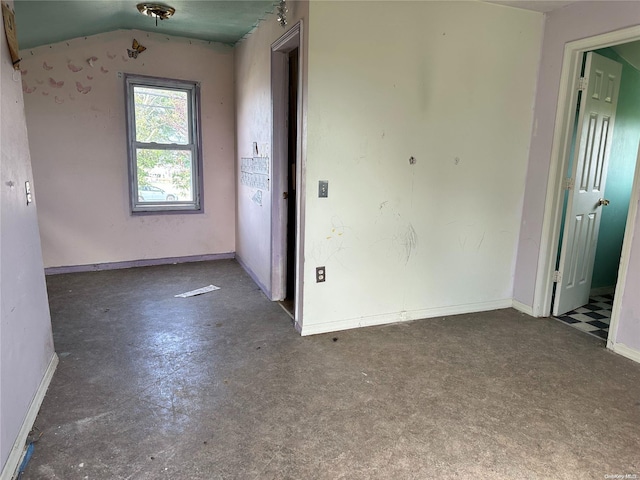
[553,52,622,316]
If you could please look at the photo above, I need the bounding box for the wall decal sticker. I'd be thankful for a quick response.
[21,69,27,75]
[54,95,64,104]
[67,62,83,72]
[22,80,35,93]
[107,51,116,59]
[127,39,146,59]
[75,81,91,94]
[100,66,109,74]
[42,61,53,70]
[87,75,94,80]
[121,55,128,62]
[87,56,98,67]
[41,91,49,96]
[48,77,63,88]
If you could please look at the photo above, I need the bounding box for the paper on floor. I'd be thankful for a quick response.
[174,285,220,298]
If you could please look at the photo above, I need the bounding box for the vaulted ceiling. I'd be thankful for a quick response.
[14,0,277,49]
[14,0,581,51]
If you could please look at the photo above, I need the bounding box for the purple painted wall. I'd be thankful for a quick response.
[618,194,640,349]
[514,1,640,351]
[0,1,56,472]
[234,2,309,296]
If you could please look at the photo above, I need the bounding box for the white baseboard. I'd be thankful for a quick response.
[609,342,640,364]
[1,353,58,480]
[300,299,513,336]
[590,285,616,297]
[512,299,534,316]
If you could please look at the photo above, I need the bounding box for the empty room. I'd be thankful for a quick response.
[2,1,640,478]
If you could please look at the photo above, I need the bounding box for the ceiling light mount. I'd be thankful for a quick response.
[276,0,288,28]
[137,3,175,26]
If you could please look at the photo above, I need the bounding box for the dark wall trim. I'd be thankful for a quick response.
[235,254,271,299]
[44,252,235,275]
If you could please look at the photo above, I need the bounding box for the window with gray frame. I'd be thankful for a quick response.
[125,74,203,213]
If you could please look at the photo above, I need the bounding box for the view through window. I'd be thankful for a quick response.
[125,75,202,213]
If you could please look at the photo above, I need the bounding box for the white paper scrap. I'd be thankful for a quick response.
[174,285,220,298]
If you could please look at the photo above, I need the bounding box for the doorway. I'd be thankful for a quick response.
[537,27,640,349]
[271,22,303,325]
[282,47,299,316]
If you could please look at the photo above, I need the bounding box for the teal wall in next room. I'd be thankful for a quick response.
[591,47,640,290]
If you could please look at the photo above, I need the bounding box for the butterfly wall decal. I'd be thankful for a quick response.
[48,77,64,88]
[75,81,91,95]
[127,39,146,59]
[22,80,36,94]
[67,62,83,72]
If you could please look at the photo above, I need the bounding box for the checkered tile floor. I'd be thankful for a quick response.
[554,294,613,340]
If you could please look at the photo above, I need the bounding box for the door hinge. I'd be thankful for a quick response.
[283,191,288,200]
[578,76,588,91]
[564,178,574,190]
[553,270,562,283]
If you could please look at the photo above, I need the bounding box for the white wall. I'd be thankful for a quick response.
[235,2,309,293]
[301,1,543,334]
[21,30,235,268]
[512,1,640,353]
[0,1,56,472]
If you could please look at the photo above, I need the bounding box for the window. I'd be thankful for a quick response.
[125,74,203,213]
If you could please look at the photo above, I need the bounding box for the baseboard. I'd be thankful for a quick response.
[590,285,616,297]
[609,342,640,364]
[512,299,534,316]
[44,253,235,275]
[235,254,272,299]
[300,299,513,336]
[1,353,58,480]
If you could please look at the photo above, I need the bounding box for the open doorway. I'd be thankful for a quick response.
[282,47,299,316]
[271,23,303,322]
[541,32,640,344]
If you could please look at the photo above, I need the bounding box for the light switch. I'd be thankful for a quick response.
[319,180,328,198]
[25,181,32,205]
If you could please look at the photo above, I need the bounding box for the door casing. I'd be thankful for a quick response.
[553,52,622,316]
[534,25,640,350]
[271,21,305,329]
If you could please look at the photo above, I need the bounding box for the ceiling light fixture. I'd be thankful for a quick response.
[276,0,288,28]
[137,3,175,26]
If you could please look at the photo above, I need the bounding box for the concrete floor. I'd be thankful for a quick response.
[24,260,640,479]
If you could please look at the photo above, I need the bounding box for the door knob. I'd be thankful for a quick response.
[597,198,610,206]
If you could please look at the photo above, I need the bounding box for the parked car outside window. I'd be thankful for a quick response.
[138,185,178,202]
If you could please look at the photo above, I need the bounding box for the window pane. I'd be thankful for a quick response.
[136,149,194,202]
[134,87,189,144]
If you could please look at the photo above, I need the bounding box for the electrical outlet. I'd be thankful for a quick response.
[316,266,326,283]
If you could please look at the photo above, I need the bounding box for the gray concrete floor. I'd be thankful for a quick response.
[24,260,640,479]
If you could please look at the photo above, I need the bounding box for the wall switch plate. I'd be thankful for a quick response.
[316,266,326,283]
[25,181,32,205]
[319,180,328,198]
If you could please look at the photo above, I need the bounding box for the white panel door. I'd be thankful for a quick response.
[553,52,622,316]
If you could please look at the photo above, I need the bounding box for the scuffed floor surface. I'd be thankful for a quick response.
[24,260,640,479]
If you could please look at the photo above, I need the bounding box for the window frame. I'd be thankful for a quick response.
[124,74,204,214]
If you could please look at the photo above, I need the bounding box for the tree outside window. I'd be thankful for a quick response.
[125,75,202,213]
